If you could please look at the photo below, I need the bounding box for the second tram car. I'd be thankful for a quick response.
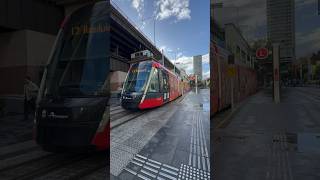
[121,56,183,110]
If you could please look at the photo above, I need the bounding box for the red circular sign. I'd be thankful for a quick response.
[256,47,268,59]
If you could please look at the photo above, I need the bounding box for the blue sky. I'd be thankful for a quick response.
[214,0,320,59]
[111,0,210,79]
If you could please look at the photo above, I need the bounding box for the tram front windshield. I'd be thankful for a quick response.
[45,3,110,97]
[123,61,152,93]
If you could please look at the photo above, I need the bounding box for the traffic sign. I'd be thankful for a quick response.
[256,47,269,59]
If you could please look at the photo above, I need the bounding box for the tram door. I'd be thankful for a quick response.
[161,69,170,103]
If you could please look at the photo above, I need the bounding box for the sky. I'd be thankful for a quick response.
[111,0,210,79]
[213,0,320,59]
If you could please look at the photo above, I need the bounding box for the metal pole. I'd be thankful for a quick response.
[300,64,303,81]
[154,18,156,46]
[174,53,176,74]
[195,75,198,94]
[217,56,222,108]
[273,43,280,103]
[231,66,234,110]
[161,49,164,65]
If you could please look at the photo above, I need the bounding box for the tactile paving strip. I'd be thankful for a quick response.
[111,104,179,176]
[188,112,210,171]
[178,164,210,180]
[124,154,211,180]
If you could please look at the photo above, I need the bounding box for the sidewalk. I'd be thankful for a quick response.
[111,89,211,180]
[213,87,320,180]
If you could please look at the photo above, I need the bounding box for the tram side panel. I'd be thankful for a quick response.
[169,72,177,101]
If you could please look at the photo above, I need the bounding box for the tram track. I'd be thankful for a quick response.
[0,151,107,180]
[110,108,149,129]
[79,167,108,180]
[110,95,187,129]
[0,140,38,160]
[0,140,107,180]
[0,149,51,172]
[31,152,107,180]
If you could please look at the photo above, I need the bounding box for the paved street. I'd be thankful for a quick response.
[213,87,320,180]
[111,89,210,180]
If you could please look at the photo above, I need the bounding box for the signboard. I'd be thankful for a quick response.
[256,47,269,59]
[227,67,236,77]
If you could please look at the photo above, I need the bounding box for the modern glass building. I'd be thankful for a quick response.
[267,0,295,65]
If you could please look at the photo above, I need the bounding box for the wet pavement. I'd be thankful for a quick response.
[213,87,320,180]
[111,89,210,180]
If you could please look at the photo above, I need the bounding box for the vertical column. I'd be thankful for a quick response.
[273,43,280,103]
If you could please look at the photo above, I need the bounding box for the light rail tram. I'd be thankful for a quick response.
[121,50,189,110]
[34,1,110,152]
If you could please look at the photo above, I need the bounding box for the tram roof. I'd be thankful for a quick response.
[129,59,180,78]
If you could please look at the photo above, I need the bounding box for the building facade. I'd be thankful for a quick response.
[267,0,295,65]
[224,23,254,68]
[193,55,203,81]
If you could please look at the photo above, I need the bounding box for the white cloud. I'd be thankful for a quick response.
[203,71,210,79]
[176,55,193,74]
[155,0,191,21]
[214,0,267,42]
[175,53,209,76]
[296,27,320,58]
[132,0,144,18]
[159,45,167,52]
[202,53,209,64]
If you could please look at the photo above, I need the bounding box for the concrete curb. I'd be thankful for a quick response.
[215,103,242,129]
[214,92,257,129]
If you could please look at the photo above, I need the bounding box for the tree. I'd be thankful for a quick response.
[314,64,320,80]
[310,50,320,65]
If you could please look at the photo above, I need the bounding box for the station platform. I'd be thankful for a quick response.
[213,87,320,180]
[111,89,211,180]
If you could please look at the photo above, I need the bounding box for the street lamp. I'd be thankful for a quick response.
[166,51,178,74]
[141,15,156,46]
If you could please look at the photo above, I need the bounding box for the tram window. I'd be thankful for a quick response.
[148,69,160,92]
[159,69,163,92]
[163,71,169,92]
